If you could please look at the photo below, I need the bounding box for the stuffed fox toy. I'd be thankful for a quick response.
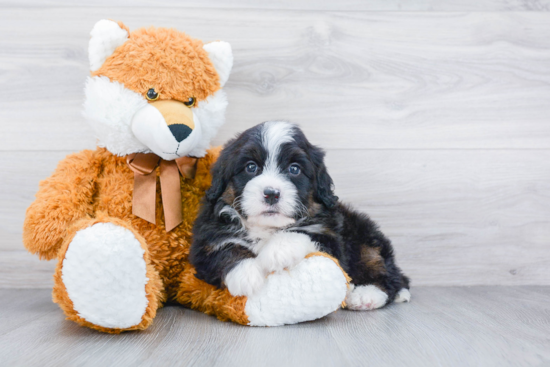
[22,20,349,333]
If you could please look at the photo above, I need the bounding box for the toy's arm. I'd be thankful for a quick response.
[178,253,350,327]
[23,150,101,260]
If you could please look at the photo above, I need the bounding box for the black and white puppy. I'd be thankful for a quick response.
[190,121,410,310]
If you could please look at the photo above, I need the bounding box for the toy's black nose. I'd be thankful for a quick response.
[263,187,280,205]
[169,124,192,142]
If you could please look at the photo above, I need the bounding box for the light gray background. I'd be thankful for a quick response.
[0,0,549,289]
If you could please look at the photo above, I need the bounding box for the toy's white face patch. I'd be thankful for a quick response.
[83,76,228,159]
[84,20,233,159]
[131,105,203,160]
[83,76,149,156]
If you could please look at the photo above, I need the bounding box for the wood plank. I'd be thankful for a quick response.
[0,252,56,289]
[326,149,550,286]
[1,9,550,150]
[0,151,70,252]
[1,0,549,11]
[0,287,549,366]
[0,288,58,335]
[2,149,549,287]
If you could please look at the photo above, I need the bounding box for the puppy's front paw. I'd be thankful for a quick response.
[257,232,318,273]
[225,259,265,297]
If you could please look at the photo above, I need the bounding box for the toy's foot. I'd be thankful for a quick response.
[345,284,388,311]
[53,218,163,333]
[244,253,348,326]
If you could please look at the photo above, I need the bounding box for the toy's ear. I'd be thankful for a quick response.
[203,41,233,88]
[88,20,129,72]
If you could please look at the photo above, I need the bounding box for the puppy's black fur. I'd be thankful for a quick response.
[190,122,409,304]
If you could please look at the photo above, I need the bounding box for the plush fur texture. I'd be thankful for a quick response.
[83,76,149,156]
[61,222,151,329]
[89,20,130,72]
[83,21,232,159]
[190,121,410,310]
[23,20,247,333]
[27,148,223,329]
[52,215,164,334]
[92,25,220,103]
[175,252,349,327]
[244,252,349,326]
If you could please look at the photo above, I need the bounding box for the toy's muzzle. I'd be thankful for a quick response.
[149,100,195,142]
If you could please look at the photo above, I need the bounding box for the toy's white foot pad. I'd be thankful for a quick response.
[245,256,348,326]
[346,284,388,311]
[62,223,149,329]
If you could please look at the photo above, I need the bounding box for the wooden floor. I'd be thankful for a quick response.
[0,287,548,367]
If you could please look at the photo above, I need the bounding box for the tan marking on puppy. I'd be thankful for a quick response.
[307,194,322,217]
[361,246,387,276]
[221,183,236,205]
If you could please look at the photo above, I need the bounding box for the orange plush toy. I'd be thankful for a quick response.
[23,20,349,333]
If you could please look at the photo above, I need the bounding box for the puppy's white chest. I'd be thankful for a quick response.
[247,227,311,255]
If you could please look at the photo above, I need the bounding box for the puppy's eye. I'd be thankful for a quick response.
[183,97,196,107]
[245,161,258,174]
[288,163,301,176]
[146,88,159,101]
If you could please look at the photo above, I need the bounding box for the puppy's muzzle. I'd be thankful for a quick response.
[149,99,195,142]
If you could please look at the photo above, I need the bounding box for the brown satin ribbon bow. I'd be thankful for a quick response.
[126,153,197,232]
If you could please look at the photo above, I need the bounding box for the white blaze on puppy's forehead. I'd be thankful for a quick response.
[261,121,296,170]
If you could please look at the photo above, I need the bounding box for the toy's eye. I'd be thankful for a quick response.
[289,163,301,176]
[245,161,258,174]
[183,97,196,107]
[146,88,159,101]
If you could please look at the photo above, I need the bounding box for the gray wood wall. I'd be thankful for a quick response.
[1,0,549,288]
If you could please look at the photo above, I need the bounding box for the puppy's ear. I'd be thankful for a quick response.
[206,160,229,203]
[206,141,236,203]
[310,145,338,208]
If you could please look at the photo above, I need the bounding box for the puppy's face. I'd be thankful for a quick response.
[207,121,338,229]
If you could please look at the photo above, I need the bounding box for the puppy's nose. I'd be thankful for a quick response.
[168,124,192,142]
[263,187,280,205]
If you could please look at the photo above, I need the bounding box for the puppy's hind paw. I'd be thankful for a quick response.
[225,259,265,297]
[394,288,411,303]
[345,284,388,311]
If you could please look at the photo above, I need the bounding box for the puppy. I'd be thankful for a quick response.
[190,121,410,310]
